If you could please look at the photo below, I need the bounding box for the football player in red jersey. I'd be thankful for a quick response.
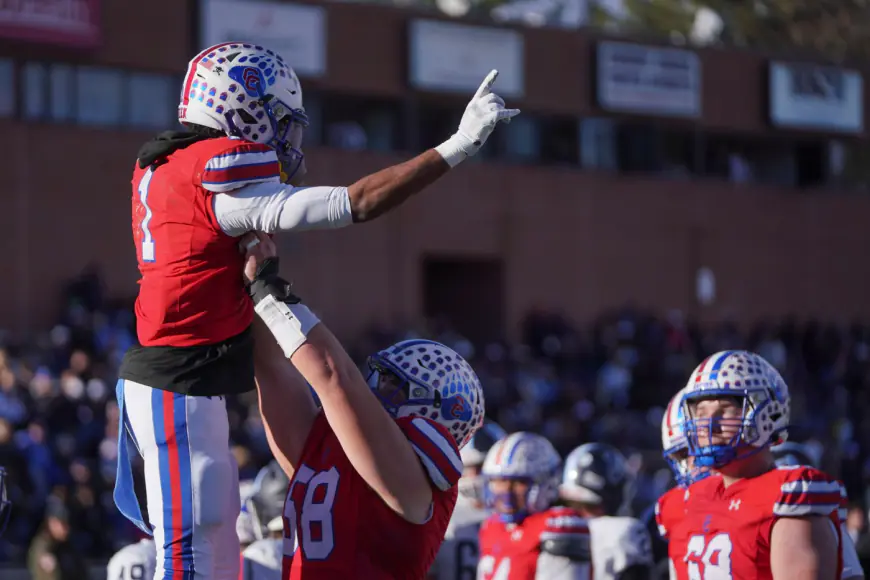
[650,385,711,579]
[239,232,485,579]
[113,40,517,579]
[477,432,592,580]
[668,350,842,580]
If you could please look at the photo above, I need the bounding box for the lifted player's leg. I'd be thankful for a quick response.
[121,380,241,579]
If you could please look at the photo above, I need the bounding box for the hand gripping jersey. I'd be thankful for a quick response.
[131,136,281,348]
[430,496,489,580]
[588,516,653,580]
[282,413,461,579]
[668,466,842,580]
[478,507,592,580]
[106,538,157,580]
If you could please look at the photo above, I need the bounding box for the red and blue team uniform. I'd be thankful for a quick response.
[131,136,282,348]
[665,466,842,580]
[654,483,691,578]
[477,507,592,579]
[114,133,286,579]
[281,414,463,579]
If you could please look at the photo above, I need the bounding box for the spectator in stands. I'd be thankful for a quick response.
[26,499,88,580]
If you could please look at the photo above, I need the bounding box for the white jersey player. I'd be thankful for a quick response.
[560,443,653,580]
[241,516,286,580]
[106,538,156,580]
[429,420,506,580]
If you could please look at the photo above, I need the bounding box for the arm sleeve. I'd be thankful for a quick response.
[213,182,353,236]
[396,417,463,492]
[772,467,842,518]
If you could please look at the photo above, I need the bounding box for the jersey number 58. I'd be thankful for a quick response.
[285,465,340,561]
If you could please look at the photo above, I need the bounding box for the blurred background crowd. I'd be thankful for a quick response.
[2,270,870,572]
[3,0,870,576]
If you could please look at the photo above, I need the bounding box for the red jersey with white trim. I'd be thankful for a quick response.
[281,413,460,579]
[668,465,842,580]
[131,136,282,347]
[655,484,691,580]
[478,507,592,580]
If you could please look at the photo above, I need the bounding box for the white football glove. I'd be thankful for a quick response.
[435,69,521,167]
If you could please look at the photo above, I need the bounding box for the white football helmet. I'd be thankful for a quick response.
[366,339,485,450]
[458,420,506,503]
[179,42,308,181]
[661,386,694,486]
[682,350,790,468]
[481,432,561,523]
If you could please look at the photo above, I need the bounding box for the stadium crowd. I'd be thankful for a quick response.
[1,267,870,570]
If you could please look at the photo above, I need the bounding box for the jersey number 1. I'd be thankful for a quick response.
[686,533,733,579]
[137,168,156,262]
[285,465,340,561]
[477,556,510,580]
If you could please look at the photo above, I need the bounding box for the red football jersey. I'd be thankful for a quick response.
[281,413,461,579]
[131,136,282,347]
[478,506,592,580]
[655,482,693,579]
[668,466,842,580]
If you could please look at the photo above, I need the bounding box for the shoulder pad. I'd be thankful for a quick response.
[773,466,841,518]
[200,139,281,193]
[540,509,591,562]
[397,416,462,491]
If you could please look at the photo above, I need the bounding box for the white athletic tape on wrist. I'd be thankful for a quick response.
[254,295,320,358]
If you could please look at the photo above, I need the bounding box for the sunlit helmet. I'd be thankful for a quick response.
[366,339,485,450]
[682,350,790,469]
[179,42,308,182]
[481,432,561,524]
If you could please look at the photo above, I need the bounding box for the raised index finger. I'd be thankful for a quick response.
[473,69,499,100]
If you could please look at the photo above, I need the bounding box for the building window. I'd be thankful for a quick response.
[128,72,175,129]
[0,60,14,117]
[76,66,124,126]
[22,62,47,119]
[49,64,75,122]
[498,114,540,162]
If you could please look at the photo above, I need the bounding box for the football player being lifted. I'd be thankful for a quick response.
[560,443,653,580]
[115,39,517,579]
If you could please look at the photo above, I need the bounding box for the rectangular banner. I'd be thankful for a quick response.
[597,41,701,118]
[769,62,863,133]
[409,19,524,97]
[0,0,101,47]
[200,0,327,77]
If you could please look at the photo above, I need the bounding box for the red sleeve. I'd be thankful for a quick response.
[396,417,463,491]
[772,466,842,519]
[200,140,281,193]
